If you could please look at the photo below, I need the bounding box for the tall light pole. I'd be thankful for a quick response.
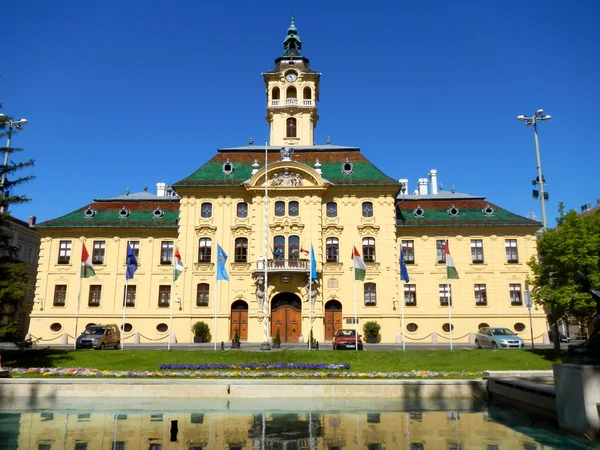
[0,114,28,213]
[517,110,551,231]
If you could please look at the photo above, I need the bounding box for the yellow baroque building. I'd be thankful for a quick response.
[28,20,546,346]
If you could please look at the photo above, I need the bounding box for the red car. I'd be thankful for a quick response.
[332,329,363,350]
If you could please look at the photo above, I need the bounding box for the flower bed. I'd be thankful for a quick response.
[8,367,483,379]
[158,363,351,370]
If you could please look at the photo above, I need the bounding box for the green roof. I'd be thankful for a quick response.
[37,201,179,229]
[396,198,540,228]
[173,146,400,188]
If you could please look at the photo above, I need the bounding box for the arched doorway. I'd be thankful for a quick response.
[230,300,248,341]
[271,293,302,343]
[325,300,343,341]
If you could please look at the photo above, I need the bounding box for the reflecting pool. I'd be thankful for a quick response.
[0,398,588,449]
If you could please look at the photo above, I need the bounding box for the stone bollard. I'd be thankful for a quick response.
[431,333,438,343]
[169,332,176,344]
[396,331,403,344]
[61,333,69,345]
[133,332,141,344]
[468,333,475,344]
[542,333,550,344]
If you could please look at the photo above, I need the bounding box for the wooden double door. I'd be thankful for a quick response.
[325,300,343,341]
[230,300,248,341]
[271,294,302,343]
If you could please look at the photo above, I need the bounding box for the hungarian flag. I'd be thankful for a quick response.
[173,248,184,281]
[352,246,367,281]
[81,243,95,278]
[300,247,310,256]
[445,241,459,279]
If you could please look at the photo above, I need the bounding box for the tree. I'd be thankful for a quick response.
[0,108,35,340]
[527,208,600,349]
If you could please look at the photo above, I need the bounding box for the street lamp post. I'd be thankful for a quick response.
[0,114,28,213]
[517,110,551,231]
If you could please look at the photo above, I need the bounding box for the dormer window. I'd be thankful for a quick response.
[413,206,425,218]
[447,205,459,217]
[482,205,494,216]
[342,158,353,175]
[153,207,164,218]
[118,207,129,218]
[84,207,96,218]
[222,159,234,175]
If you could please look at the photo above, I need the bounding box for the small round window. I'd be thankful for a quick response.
[341,160,353,175]
[222,159,234,175]
[50,322,62,332]
[447,205,459,217]
[482,205,494,216]
[413,207,425,218]
[121,323,133,333]
[478,322,489,330]
[442,323,454,333]
[156,323,169,333]
[119,208,129,218]
[514,323,526,332]
[406,323,418,333]
[84,207,96,218]
[153,208,164,218]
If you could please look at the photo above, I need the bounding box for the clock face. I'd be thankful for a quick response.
[285,71,298,83]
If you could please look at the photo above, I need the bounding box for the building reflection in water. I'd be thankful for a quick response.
[0,406,587,450]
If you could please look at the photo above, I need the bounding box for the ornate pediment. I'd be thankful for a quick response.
[323,224,344,234]
[271,168,303,187]
[357,224,380,235]
[195,225,217,236]
[231,225,252,236]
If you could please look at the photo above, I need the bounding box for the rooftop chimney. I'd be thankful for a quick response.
[156,182,167,197]
[29,216,36,226]
[399,178,409,195]
[428,169,438,195]
[418,178,428,195]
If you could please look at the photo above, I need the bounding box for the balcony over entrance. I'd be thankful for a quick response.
[254,258,310,274]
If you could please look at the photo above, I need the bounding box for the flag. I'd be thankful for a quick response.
[400,249,410,282]
[173,248,184,281]
[125,244,137,280]
[217,244,229,281]
[352,246,367,281]
[81,243,95,278]
[445,241,459,279]
[310,244,317,281]
[300,247,309,256]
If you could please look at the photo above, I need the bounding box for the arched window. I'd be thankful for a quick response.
[198,238,212,263]
[286,86,297,99]
[288,236,300,260]
[286,118,297,138]
[235,238,248,263]
[362,237,376,263]
[201,202,212,218]
[288,201,299,216]
[326,202,337,218]
[303,87,312,100]
[273,236,285,259]
[237,202,248,218]
[362,201,373,217]
[275,201,285,216]
[272,87,280,100]
[326,237,339,262]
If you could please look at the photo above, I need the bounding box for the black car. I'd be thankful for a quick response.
[548,331,569,343]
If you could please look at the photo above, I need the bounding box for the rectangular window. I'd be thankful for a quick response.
[288,201,299,217]
[112,442,125,450]
[161,241,174,264]
[326,237,339,262]
[88,285,102,307]
[196,283,210,306]
[362,201,373,218]
[158,285,171,307]
[362,237,376,263]
[198,238,212,263]
[401,240,415,264]
[288,236,299,260]
[436,240,446,263]
[364,282,377,305]
[201,202,212,218]
[128,241,140,260]
[236,202,248,218]
[439,284,452,306]
[505,239,519,263]
[326,201,337,218]
[92,241,106,264]
[124,285,136,307]
[58,240,72,264]
[510,284,522,305]
[404,284,417,306]
[74,443,88,450]
[54,285,67,306]
[235,238,248,263]
[274,201,285,217]
[474,284,487,306]
[470,239,484,263]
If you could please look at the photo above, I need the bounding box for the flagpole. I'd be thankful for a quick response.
[353,244,358,351]
[401,292,406,352]
[121,277,127,350]
[448,282,453,351]
[74,243,83,350]
[168,289,173,351]
[308,246,312,351]
[262,140,270,349]
[214,241,219,351]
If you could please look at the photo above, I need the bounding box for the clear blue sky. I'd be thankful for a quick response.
[2,1,599,225]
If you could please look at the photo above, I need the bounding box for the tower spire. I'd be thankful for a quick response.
[283,16,302,57]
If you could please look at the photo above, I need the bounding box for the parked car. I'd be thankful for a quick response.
[76,324,121,350]
[475,327,525,349]
[548,332,570,343]
[332,329,363,350]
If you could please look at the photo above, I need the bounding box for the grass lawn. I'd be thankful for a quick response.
[1,348,563,376]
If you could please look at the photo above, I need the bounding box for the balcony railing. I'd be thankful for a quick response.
[255,258,310,272]
[269,99,313,107]
[271,99,280,106]
[285,98,298,105]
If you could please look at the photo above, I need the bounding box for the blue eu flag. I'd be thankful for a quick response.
[400,249,410,282]
[217,244,229,281]
[310,244,317,281]
[126,244,138,280]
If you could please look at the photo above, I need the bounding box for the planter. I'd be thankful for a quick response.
[193,336,204,343]
[366,337,378,344]
[232,341,241,349]
[272,342,281,349]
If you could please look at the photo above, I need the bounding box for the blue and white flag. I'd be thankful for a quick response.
[310,244,317,281]
[217,244,229,281]
[126,244,138,280]
[400,249,410,282]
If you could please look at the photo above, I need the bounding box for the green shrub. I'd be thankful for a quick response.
[274,328,281,344]
[191,321,211,342]
[363,321,381,343]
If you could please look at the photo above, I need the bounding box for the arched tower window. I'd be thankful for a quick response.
[303,87,312,100]
[286,86,297,98]
[286,118,297,138]
[272,87,280,100]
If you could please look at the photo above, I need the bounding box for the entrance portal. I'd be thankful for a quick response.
[230,300,248,341]
[271,293,302,343]
[324,300,343,341]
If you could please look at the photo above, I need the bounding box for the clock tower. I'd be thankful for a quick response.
[263,18,320,146]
